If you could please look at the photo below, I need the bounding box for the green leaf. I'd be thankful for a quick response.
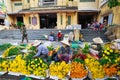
[73,58,84,64]
[108,0,119,8]
[0,43,12,51]
[99,58,109,65]
[8,46,21,56]
[24,53,35,60]
[82,43,90,54]
[47,46,54,51]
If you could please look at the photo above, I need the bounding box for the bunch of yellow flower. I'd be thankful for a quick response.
[0,60,9,71]
[2,46,20,58]
[27,58,48,77]
[49,61,70,79]
[102,47,119,64]
[2,46,13,58]
[8,55,29,75]
[85,55,105,79]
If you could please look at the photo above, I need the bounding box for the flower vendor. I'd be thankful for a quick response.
[55,40,73,63]
[32,40,49,59]
[92,37,103,50]
[90,37,103,59]
[111,39,120,50]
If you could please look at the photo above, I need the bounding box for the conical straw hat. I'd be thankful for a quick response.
[61,40,70,46]
[93,37,103,44]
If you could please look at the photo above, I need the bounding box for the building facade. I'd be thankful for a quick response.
[4,0,120,29]
[98,0,120,25]
[4,0,100,29]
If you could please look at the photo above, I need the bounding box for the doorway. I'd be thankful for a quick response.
[40,13,57,29]
[78,15,93,29]
[0,19,4,25]
[17,16,23,23]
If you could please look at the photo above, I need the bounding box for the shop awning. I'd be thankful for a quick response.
[18,8,78,14]
[7,12,19,15]
[78,9,100,12]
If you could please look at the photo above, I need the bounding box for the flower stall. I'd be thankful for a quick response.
[0,40,120,80]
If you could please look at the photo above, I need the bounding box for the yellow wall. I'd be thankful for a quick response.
[22,0,29,9]
[72,12,78,25]
[7,16,12,24]
[22,0,38,9]
[21,0,99,10]
[7,15,16,25]
[57,13,66,29]
[112,6,120,24]
[8,14,40,29]
[57,12,78,29]
[23,14,30,28]
[57,0,78,6]
[99,2,120,25]
[12,0,22,13]
[24,14,40,29]
[57,0,67,6]
[30,0,38,8]
[78,0,99,10]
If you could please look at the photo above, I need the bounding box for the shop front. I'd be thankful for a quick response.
[40,13,57,29]
[78,11,99,29]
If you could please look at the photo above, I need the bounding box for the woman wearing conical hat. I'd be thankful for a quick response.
[55,40,73,63]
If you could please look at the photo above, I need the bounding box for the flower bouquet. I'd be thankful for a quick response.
[99,47,120,78]
[8,55,28,75]
[26,58,48,77]
[49,61,70,79]
[101,47,120,65]
[70,61,88,79]
[103,64,119,77]
[2,46,20,58]
[85,55,105,79]
[0,58,9,72]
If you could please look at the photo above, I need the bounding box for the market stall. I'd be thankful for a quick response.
[0,39,120,80]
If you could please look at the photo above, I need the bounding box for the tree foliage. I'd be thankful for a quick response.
[0,2,6,13]
[108,0,120,8]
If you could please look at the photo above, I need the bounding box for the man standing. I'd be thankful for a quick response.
[21,24,28,43]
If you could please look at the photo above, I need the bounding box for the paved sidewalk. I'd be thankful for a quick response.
[0,39,61,46]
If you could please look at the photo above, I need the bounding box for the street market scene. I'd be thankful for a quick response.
[0,0,120,80]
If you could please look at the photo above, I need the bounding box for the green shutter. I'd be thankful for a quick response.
[14,3,22,6]
[29,17,31,24]
[27,0,30,3]
[80,0,95,2]
[61,15,62,25]
[68,16,71,25]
